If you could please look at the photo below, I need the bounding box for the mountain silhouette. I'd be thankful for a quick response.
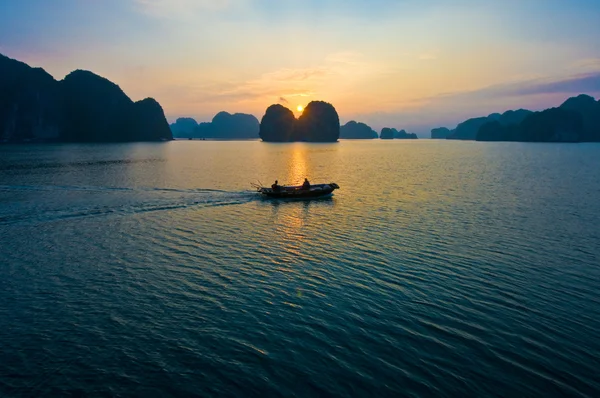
[259,104,296,142]
[178,112,260,140]
[448,117,492,140]
[170,117,198,138]
[380,128,396,139]
[380,128,418,139]
[0,53,172,143]
[431,127,451,139]
[339,121,378,139]
[259,101,340,142]
[448,109,532,140]
[559,94,600,141]
[294,101,340,142]
[0,54,63,142]
[477,108,583,142]
[133,98,172,141]
[395,129,418,139]
[475,95,598,142]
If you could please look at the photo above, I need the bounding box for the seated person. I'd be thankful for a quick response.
[271,180,280,191]
[302,178,310,190]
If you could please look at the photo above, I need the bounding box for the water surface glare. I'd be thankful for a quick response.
[1,140,599,397]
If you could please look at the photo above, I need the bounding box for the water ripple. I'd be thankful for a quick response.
[1,141,600,396]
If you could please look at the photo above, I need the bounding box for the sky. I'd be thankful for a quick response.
[1,0,600,135]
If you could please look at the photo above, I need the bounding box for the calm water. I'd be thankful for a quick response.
[1,140,599,397]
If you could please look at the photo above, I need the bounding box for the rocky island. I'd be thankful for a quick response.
[380,128,418,139]
[339,121,378,139]
[436,94,599,143]
[259,101,340,142]
[0,54,172,143]
[431,127,451,139]
[170,112,259,140]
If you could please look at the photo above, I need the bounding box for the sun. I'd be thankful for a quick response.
[297,105,304,112]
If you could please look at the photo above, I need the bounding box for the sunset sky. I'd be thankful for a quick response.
[2,0,600,134]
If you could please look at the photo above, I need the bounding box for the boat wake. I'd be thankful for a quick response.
[0,184,259,226]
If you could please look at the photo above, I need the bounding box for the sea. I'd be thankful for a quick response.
[1,140,599,397]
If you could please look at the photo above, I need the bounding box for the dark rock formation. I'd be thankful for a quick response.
[519,108,583,142]
[395,129,418,139]
[476,121,505,141]
[449,109,533,140]
[132,98,172,141]
[206,112,259,139]
[171,112,260,140]
[380,127,417,139]
[476,108,583,142]
[0,54,62,142]
[476,121,519,141]
[60,70,171,142]
[294,101,340,142]
[61,70,133,142]
[196,122,213,138]
[259,101,340,142]
[170,117,198,138]
[431,127,451,139]
[380,128,396,139]
[340,121,378,139]
[560,94,600,141]
[259,104,296,142]
[448,117,490,140]
[499,109,532,125]
[0,53,172,143]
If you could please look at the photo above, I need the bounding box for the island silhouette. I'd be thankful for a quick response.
[0,54,172,143]
[170,112,259,140]
[259,101,340,142]
[380,128,418,140]
[3,53,600,144]
[339,121,378,139]
[433,95,600,142]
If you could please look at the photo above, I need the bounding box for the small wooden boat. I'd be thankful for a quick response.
[253,182,340,199]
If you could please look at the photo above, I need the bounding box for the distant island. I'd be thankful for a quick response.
[380,128,418,140]
[170,112,259,140]
[431,127,451,139]
[431,94,600,142]
[259,101,340,142]
[340,121,378,139]
[0,53,172,143]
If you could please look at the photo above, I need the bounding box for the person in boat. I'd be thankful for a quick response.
[302,178,311,190]
[271,180,281,192]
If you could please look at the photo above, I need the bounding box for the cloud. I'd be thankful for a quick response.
[180,51,379,105]
[427,72,600,104]
[505,73,600,96]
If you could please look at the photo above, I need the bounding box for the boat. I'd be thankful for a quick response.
[253,182,340,199]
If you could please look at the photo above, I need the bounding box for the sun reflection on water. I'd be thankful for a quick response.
[287,144,308,186]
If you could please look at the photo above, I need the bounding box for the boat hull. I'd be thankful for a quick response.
[257,183,339,199]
